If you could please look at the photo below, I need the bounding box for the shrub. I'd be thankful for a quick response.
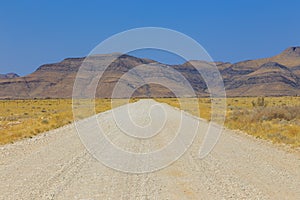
[252,97,267,108]
[41,119,49,124]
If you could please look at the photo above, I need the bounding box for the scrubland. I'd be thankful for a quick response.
[0,97,299,147]
[0,99,111,144]
[157,96,300,148]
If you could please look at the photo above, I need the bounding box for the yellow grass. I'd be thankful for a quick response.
[0,99,108,144]
[0,97,300,147]
[156,97,300,147]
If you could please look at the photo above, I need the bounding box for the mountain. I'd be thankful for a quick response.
[0,47,300,99]
[0,73,19,79]
[224,62,300,96]
[222,47,300,96]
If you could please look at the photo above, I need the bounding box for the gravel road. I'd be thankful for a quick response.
[0,100,299,199]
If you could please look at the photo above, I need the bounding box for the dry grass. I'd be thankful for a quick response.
[0,97,300,147]
[226,97,300,147]
[157,96,300,148]
[0,99,111,144]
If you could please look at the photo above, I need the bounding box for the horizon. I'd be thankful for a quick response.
[1,1,300,76]
[1,2,300,198]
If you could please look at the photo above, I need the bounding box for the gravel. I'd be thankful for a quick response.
[0,99,299,199]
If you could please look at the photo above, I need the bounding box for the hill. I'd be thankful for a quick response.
[0,73,19,79]
[0,47,300,98]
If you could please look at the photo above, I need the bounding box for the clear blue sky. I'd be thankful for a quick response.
[1,0,300,76]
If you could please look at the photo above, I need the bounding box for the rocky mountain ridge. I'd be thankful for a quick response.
[0,47,300,99]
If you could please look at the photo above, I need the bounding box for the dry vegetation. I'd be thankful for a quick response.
[0,97,300,147]
[225,97,300,147]
[156,96,300,148]
[0,99,110,144]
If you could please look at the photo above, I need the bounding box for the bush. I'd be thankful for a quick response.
[253,106,300,121]
[252,97,267,108]
[41,119,49,124]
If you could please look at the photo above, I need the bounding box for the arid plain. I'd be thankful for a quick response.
[1,97,300,148]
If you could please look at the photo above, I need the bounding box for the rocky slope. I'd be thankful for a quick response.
[0,47,300,98]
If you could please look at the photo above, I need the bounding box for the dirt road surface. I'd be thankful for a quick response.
[0,100,299,199]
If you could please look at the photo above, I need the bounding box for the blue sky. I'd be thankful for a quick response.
[1,0,300,76]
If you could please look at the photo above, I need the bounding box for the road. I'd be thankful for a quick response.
[0,99,299,199]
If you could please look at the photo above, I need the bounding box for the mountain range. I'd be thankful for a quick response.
[0,47,300,99]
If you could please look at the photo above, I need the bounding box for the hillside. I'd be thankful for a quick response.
[0,47,300,98]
